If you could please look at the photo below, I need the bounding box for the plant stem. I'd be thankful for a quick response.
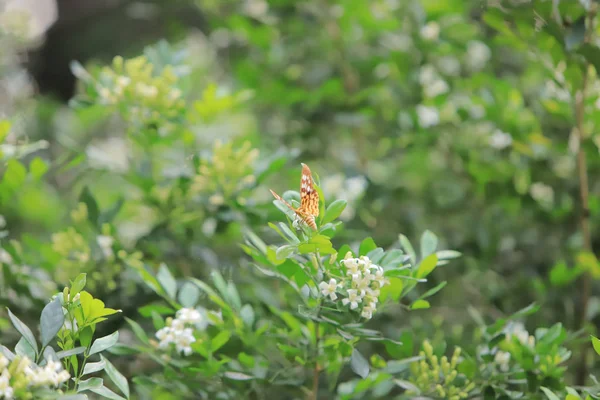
[575,6,595,385]
[309,301,322,400]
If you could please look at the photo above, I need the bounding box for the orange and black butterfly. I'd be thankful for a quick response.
[270,163,320,231]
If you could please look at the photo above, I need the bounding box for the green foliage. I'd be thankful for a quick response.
[5,0,600,398]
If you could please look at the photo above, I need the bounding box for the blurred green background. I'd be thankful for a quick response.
[2,0,600,397]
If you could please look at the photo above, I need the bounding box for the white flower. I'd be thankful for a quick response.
[176,308,202,325]
[416,105,439,128]
[136,82,158,98]
[0,355,7,370]
[0,368,12,399]
[174,327,196,356]
[489,129,512,149]
[494,351,510,372]
[420,22,440,41]
[419,65,437,86]
[25,359,70,387]
[530,182,554,206]
[353,276,371,292]
[424,79,449,98]
[342,289,363,310]
[361,303,376,319]
[116,76,131,88]
[437,56,460,76]
[505,322,535,348]
[96,235,114,258]
[371,268,387,288]
[156,326,175,349]
[244,0,268,18]
[343,258,361,276]
[466,40,491,71]
[85,137,130,173]
[0,249,12,264]
[468,104,485,119]
[319,278,339,301]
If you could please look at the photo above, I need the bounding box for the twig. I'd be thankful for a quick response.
[575,5,596,386]
[309,317,321,400]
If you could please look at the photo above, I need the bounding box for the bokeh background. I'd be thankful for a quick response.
[2,0,600,397]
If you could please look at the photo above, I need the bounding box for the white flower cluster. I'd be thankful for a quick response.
[487,322,536,372]
[419,65,449,99]
[155,308,202,356]
[504,321,535,348]
[0,354,70,399]
[530,182,554,209]
[24,360,70,387]
[416,105,439,128]
[319,253,389,320]
[494,350,510,372]
[0,355,11,400]
[489,129,512,150]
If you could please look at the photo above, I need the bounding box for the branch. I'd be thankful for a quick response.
[575,5,596,386]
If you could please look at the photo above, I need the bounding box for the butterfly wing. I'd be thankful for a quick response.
[270,189,297,213]
[270,163,319,231]
[298,163,320,217]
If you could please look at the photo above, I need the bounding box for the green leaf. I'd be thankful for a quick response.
[277,222,300,244]
[3,159,27,190]
[77,377,103,392]
[70,273,87,296]
[178,282,200,308]
[7,307,38,354]
[410,300,430,310]
[211,331,231,352]
[240,304,255,327]
[79,186,99,226]
[578,43,600,75]
[79,327,93,348]
[83,359,106,375]
[419,281,447,300]
[40,297,65,347]
[512,303,540,319]
[56,347,86,359]
[415,254,438,279]
[89,332,119,355]
[359,237,377,256]
[591,335,600,356]
[56,395,89,400]
[15,337,36,360]
[99,197,125,225]
[89,385,127,400]
[157,263,177,300]
[29,157,49,181]
[399,234,416,265]
[125,317,149,344]
[380,278,404,302]
[0,120,10,143]
[223,371,255,381]
[541,387,561,400]
[321,199,347,225]
[350,348,370,378]
[435,250,461,260]
[276,245,296,260]
[0,345,15,361]
[101,355,130,399]
[420,230,438,258]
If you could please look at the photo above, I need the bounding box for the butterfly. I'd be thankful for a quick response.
[270,163,320,231]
